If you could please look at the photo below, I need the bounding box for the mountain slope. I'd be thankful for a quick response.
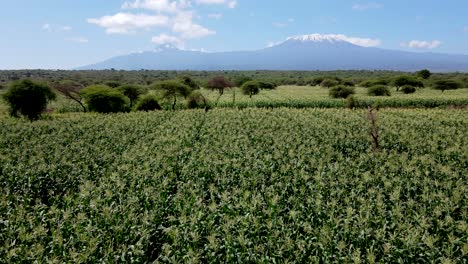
[78,34,468,72]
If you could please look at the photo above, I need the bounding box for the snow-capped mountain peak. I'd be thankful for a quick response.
[286,34,349,43]
[281,33,382,48]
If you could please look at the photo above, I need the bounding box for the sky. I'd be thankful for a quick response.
[0,0,467,69]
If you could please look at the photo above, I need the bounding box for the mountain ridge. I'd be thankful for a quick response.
[78,34,468,72]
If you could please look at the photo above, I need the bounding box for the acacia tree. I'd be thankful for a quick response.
[207,76,233,96]
[118,84,145,108]
[179,76,200,91]
[153,80,191,110]
[3,79,56,120]
[417,69,432,80]
[80,85,129,113]
[241,81,261,98]
[54,80,87,112]
[433,80,461,92]
[394,76,424,91]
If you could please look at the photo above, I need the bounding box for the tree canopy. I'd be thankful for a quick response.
[3,79,56,120]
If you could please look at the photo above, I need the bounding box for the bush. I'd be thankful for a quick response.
[241,81,261,98]
[179,76,200,91]
[81,85,129,113]
[234,76,253,88]
[118,84,146,107]
[394,76,424,90]
[258,81,277,90]
[342,80,355,87]
[368,85,391,96]
[359,79,390,88]
[135,95,162,111]
[433,80,461,92]
[152,80,191,110]
[2,79,56,120]
[320,79,339,88]
[329,85,355,99]
[401,85,416,94]
[187,91,209,109]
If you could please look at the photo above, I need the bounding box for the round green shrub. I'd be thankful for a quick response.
[329,85,355,99]
[135,95,162,111]
[241,81,261,98]
[81,85,129,113]
[401,85,416,94]
[2,79,56,120]
[187,91,209,109]
[368,85,391,96]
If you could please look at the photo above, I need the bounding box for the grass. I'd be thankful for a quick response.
[1,108,467,262]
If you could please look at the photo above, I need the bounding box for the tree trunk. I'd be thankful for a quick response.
[172,96,177,110]
[232,90,236,104]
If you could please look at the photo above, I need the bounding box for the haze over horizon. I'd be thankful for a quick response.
[1,0,468,69]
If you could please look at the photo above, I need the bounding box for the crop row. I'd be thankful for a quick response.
[0,109,467,262]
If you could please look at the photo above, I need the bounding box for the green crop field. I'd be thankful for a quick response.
[202,86,468,109]
[1,108,467,262]
[1,85,468,116]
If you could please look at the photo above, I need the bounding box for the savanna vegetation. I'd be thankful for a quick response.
[0,69,467,262]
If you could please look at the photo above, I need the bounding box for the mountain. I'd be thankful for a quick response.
[78,34,468,72]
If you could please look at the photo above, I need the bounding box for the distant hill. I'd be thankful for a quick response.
[78,34,468,72]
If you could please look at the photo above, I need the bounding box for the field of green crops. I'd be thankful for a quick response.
[1,108,467,262]
[202,86,468,109]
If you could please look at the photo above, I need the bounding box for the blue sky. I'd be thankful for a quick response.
[1,0,467,69]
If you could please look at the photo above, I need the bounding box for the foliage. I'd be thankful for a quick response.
[416,69,431,79]
[0,109,466,262]
[258,81,277,90]
[359,78,390,87]
[81,85,129,113]
[187,91,209,109]
[152,80,191,110]
[433,79,461,92]
[342,80,355,87]
[53,80,87,112]
[234,75,253,87]
[207,76,234,95]
[2,79,56,120]
[118,84,146,107]
[104,80,121,88]
[329,85,355,98]
[394,76,424,90]
[241,81,261,98]
[320,78,339,88]
[179,76,200,91]
[135,94,162,111]
[368,85,391,96]
[401,85,416,94]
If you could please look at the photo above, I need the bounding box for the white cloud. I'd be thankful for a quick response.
[151,34,183,47]
[90,0,221,46]
[207,13,223,19]
[42,24,52,31]
[401,40,442,49]
[42,24,72,32]
[196,0,237,8]
[122,0,190,13]
[343,35,381,47]
[352,3,383,10]
[87,13,169,34]
[66,37,89,43]
[171,11,215,39]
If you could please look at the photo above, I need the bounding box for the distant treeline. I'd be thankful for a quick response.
[1,69,468,89]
